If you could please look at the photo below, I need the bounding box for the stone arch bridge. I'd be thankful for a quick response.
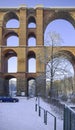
[0,5,75,96]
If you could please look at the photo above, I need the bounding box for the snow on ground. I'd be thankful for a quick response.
[0,97,63,130]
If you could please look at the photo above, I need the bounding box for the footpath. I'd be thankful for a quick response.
[0,97,63,130]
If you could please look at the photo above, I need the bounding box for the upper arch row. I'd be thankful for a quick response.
[0,8,75,46]
[1,9,75,30]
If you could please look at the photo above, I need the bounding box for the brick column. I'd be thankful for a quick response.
[17,73,27,96]
[0,21,3,72]
[19,6,27,46]
[36,7,44,46]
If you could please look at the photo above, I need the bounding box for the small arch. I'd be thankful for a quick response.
[6,19,19,28]
[4,75,17,96]
[4,32,19,46]
[3,49,17,73]
[7,35,19,46]
[28,33,36,46]
[8,57,17,73]
[27,78,36,97]
[28,16,36,28]
[27,51,36,73]
[3,11,19,27]
[9,78,17,97]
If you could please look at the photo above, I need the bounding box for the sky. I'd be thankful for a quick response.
[0,0,75,7]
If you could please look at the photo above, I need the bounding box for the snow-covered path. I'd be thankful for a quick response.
[0,97,63,130]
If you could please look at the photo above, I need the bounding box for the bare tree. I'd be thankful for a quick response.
[46,57,73,98]
[37,31,74,99]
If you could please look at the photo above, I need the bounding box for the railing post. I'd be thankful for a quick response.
[45,111,47,125]
[44,110,47,125]
[35,104,37,111]
[35,104,57,130]
[44,110,46,124]
[63,106,71,130]
[39,106,41,116]
[67,108,71,130]
[54,117,56,130]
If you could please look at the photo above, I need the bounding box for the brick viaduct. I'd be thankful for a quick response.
[0,5,75,96]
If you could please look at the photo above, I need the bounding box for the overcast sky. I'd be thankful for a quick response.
[0,0,75,7]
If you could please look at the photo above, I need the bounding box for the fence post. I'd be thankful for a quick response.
[54,117,56,130]
[35,104,37,111]
[39,106,41,116]
[63,106,71,130]
[45,111,47,125]
[67,108,71,130]
[44,110,46,124]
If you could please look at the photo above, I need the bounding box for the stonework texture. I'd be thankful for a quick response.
[0,5,75,95]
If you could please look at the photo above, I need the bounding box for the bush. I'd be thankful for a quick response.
[70,94,75,103]
[59,94,68,101]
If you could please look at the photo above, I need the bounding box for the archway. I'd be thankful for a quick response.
[27,51,36,73]
[28,16,36,28]
[7,35,19,46]
[4,75,17,96]
[28,33,36,46]
[3,11,19,27]
[44,19,75,46]
[9,78,17,97]
[27,78,36,97]
[46,50,75,98]
[3,49,17,73]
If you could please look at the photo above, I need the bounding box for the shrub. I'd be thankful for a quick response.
[59,94,68,101]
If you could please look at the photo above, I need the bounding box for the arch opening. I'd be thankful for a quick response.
[9,78,17,97]
[28,37,36,46]
[44,19,75,46]
[7,35,19,46]
[46,53,74,98]
[3,11,19,27]
[3,50,17,73]
[28,16,36,28]
[28,78,36,97]
[8,57,17,73]
[27,51,36,73]
[6,19,19,28]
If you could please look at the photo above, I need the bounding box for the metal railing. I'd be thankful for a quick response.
[35,103,56,130]
[64,105,75,130]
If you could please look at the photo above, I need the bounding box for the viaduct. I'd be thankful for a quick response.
[0,4,75,96]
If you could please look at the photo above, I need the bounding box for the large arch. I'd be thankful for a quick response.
[55,50,75,70]
[44,19,75,46]
[46,50,75,97]
[44,11,75,32]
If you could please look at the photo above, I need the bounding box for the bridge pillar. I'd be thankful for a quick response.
[17,73,27,96]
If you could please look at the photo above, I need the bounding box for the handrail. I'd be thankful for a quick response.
[35,103,56,130]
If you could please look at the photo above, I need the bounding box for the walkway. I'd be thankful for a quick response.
[0,97,63,130]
